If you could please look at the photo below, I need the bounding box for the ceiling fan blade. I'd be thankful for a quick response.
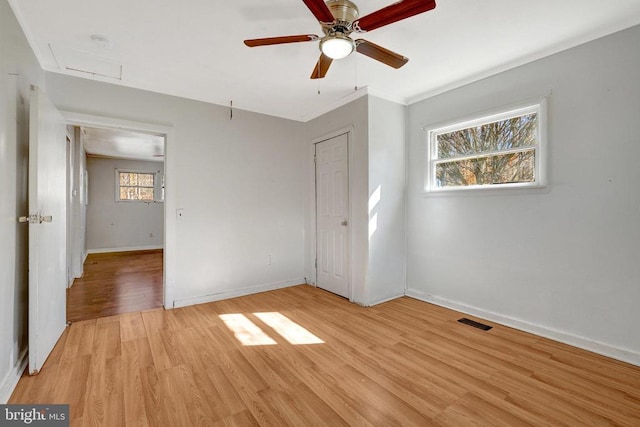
[355,40,408,69]
[244,34,319,47]
[310,53,333,79]
[301,0,335,24]
[354,0,436,33]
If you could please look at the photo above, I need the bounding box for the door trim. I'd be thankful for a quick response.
[60,111,176,309]
[311,127,353,301]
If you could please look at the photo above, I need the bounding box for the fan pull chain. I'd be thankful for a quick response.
[354,54,358,91]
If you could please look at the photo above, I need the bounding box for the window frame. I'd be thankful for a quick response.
[424,99,547,194]
[115,168,163,203]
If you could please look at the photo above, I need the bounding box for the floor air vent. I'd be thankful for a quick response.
[457,318,492,331]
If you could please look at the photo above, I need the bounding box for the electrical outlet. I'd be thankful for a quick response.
[267,254,272,266]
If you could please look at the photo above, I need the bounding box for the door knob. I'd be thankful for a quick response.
[341,220,348,226]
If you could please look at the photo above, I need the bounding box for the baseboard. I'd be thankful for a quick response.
[0,348,27,404]
[86,245,163,254]
[172,278,305,308]
[367,292,404,307]
[406,288,640,367]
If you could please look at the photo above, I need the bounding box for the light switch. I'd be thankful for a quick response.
[176,208,184,220]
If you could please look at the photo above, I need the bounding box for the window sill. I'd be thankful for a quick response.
[116,200,164,203]
[422,184,549,197]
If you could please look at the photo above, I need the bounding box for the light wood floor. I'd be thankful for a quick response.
[12,285,640,426]
[67,250,163,323]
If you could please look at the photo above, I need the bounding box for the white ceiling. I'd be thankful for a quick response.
[82,127,164,162]
[9,0,640,121]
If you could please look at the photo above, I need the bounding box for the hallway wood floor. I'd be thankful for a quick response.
[67,250,163,323]
[12,285,640,426]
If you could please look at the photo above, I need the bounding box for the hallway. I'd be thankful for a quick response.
[67,250,163,322]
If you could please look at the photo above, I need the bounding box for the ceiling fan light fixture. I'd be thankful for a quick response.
[320,35,354,59]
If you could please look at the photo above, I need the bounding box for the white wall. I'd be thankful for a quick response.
[66,126,87,283]
[86,157,164,252]
[304,95,369,305]
[45,73,307,307]
[406,25,640,364]
[367,96,406,305]
[304,94,407,306]
[72,127,87,272]
[0,0,46,402]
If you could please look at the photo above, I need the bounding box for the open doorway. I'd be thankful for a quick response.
[64,115,169,323]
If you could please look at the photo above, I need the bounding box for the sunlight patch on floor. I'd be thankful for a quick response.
[219,312,324,346]
[254,312,324,345]
[219,313,277,346]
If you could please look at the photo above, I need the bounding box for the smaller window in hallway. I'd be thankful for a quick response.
[116,170,155,201]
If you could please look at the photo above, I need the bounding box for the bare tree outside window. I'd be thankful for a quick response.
[428,108,541,191]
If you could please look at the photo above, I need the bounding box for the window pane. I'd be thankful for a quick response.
[138,187,154,200]
[120,173,132,186]
[120,186,155,200]
[435,150,535,188]
[120,186,135,200]
[437,113,537,159]
[137,173,154,187]
[119,172,154,186]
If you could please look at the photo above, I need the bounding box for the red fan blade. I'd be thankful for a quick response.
[310,53,333,79]
[302,0,335,24]
[354,0,436,33]
[355,39,408,69]
[244,34,319,47]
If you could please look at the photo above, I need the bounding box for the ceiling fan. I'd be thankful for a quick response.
[244,0,437,79]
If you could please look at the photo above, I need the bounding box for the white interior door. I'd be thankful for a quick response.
[26,86,67,374]
[315,133,349,298]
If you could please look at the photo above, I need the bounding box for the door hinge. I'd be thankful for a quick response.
[313,154,317,164]
[315,258,317,269]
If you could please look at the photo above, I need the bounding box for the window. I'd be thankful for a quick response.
[425,102,545,192]
[116,170,157,201]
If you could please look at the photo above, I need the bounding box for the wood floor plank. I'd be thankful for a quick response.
[59,356,91,419]
[491,369,616,426]
[9,285,640,426]
[139,366,162,427]
[434,392,537,427]
[389,341,510,402]
[41,326,69,369]
[155,365,200,426]
[103,357,125,427]
[206,365,249,418]
[123,364,149,427]
[339,348,455,418]
[142,322,176,372]
[120,313,147,342]
[219,410,260,427]
[93,321,121,360]
[283,382,350,426]
[294,364,375,426]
